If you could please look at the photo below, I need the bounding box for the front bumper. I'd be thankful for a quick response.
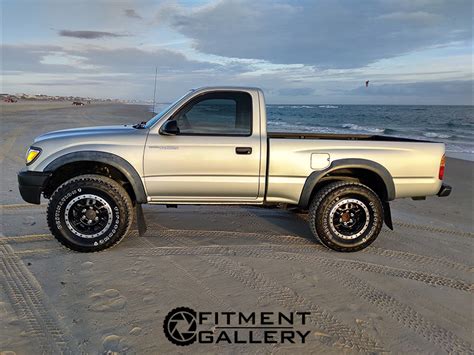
[18,170,52,204]
[437,183,452,197]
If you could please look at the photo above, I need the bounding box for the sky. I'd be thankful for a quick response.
[1,0,473,104]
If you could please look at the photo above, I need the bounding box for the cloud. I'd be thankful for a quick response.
[1,44,225,100]
[58,30,128,39]
[376,11,442,24]
[74,47,217,73]
[162,0,472,68]
[124,9,142,19]
[1,44,217,74]
[0,45,79,73]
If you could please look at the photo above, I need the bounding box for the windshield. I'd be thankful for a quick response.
[145,92,192,129]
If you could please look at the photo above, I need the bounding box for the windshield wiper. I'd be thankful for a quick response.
[132,121,147,129]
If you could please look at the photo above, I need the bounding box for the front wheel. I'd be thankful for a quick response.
[309,181,383,252]
[47,174,133,252]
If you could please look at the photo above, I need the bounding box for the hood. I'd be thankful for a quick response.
[34,125,141,143]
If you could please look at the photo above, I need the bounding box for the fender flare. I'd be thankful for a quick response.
[298,158,395,209]
[44,151,147,203]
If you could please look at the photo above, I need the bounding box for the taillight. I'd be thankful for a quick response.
[438,154,446,180]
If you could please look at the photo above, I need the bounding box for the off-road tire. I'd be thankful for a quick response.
[47,174,133,252]
[309,181,383,252]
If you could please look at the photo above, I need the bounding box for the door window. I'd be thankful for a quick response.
[173,92,252,136]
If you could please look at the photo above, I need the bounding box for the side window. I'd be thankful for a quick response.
[173,92,252,136]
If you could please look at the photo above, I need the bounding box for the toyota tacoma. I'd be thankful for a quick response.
[18,87,452,252]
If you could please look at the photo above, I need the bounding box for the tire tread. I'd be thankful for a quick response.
[308,181,383,252]
[46,174,133,252]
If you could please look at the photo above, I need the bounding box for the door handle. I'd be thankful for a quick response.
[235,147,252,155]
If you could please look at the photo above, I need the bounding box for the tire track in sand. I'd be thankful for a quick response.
[393,221,473,238]
[150,233,385,353]
[363,246,471,273]
[165,257,284,353]
[0,125,27,164]
[130,244,473,353]
[0,243,73,353]
[269,250,473,353]
[2,227,470,275]
[296,212,473,238]
[150,227,471,274]
[320,267,473,354]
[129,236,308,353]
[140,216,471,274]
[128,243,472,293]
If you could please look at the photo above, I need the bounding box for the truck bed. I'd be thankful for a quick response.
[268,132,429,142]
[266,133,444,204]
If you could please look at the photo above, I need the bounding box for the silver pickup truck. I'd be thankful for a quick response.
[18,87,451,252]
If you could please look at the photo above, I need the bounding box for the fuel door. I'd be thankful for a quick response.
[311,153,330,170]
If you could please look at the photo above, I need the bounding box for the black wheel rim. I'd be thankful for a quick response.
[64,194,113,239]
[329,198,370,240]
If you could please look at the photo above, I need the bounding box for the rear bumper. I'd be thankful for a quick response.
[437,183,452,197]
[17,170,52,204]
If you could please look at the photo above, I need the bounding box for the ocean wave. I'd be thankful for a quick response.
[444,144,474,154]
[423,132,452,139]
[446,121,474,128]
[384,128,400,135]
[342,123,385,134]
[289,105,313,109]
[267,122,341,134]
[318,105,339,109]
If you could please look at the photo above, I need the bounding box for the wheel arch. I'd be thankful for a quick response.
[298,158,395,210]
[43,151,147,203]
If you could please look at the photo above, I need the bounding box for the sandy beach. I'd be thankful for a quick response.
[0,101,472,353]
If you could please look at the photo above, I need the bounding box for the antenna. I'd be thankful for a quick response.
[152,66,158,113]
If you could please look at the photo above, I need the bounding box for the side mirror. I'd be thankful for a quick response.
[160,120,180,135]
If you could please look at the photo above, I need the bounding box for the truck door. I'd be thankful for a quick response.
[144,91,261,201]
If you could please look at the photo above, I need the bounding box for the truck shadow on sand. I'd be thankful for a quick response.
[137,205,320,247]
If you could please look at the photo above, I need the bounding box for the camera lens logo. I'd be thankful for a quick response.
[163,307,197,346]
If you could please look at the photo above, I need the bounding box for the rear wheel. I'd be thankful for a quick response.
[47,174,133,252]
[309,181,383,252]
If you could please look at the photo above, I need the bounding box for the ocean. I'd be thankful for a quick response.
[152,104,474,160]
[266,104,473,160]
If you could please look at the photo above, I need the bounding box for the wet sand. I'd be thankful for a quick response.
[0,101,472,353]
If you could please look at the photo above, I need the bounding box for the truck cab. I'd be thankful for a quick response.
[143,87,266,203]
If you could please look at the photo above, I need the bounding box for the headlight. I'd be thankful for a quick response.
[26,147,42,165]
